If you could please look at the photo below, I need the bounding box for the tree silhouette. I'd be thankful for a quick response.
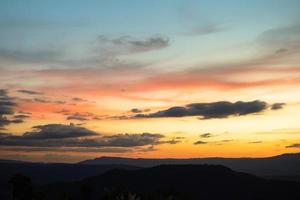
[80,184,92,200]
[9,174,33,200]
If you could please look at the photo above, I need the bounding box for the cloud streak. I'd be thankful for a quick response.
[0,90,26,129]
[286,143,300,148]
[16,90,44,95]
[97,35,169,55]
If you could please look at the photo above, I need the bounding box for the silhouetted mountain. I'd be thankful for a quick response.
[79,153,300,180]
[39,165,300,200]
[0,163,138,200]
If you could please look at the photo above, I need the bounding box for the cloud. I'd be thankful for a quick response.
[194,140,207,145]
[20,97,66,105]
[130,108,151,113]
[185,24,225,36]
[13,114,31,120]
[200,133,214,138]
[16,90,43,95]
[33,98,51,103]
[0,89,24,129]
[0,89,16,115]
[72,97,88,102]
[271,103,286,110]
[0,117,23,129]
[66,113,88,121]
[0,124,179,148]
[0,47,64,64]
[286,143,300,148]
[61,111,104,121]
[259,24,300,52]
[101,133,179,147]
[219,140,233,143]
[134,100,272,119]
[131,108,143,113]
[97,35,169,55]
[23,124,98,139]
[249,141,263,144]
[275,48,288,54]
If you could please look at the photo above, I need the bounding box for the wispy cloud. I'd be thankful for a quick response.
[0,89,27,129]
[16,89,44,95]
[286,143,300,148]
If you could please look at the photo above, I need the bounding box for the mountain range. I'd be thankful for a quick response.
[79,153,300,180]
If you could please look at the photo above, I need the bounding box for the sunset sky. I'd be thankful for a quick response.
[1,0,300,163]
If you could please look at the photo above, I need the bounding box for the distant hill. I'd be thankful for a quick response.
[39,164,300,200]
[79,153,300,179]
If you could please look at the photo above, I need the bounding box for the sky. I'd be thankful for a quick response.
[0,0,300,163]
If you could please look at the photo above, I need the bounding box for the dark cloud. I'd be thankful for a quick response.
[33,98,51,103]
[23,124,98,139]
[16,90,43,95]
[220,140,233,143]
[249,141,262,144]
[194,140,207,145]
[200,133,213,138]
[131,108,143,113]
[0,124,178,148]
[101,133,177,147]
[286,143,300,148]
[0,117,23,129]
[134,100,272,119]
[0,90,23,129]
[0,89,16,115]
[0,124,99,147]
[62,111,104,121]
[14,114,30,119]
[271,103,286,110]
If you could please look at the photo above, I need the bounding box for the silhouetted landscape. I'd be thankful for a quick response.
[1,153,300,199]
[1,0,300,199]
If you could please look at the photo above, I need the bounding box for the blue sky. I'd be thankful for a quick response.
[1,0,299,55]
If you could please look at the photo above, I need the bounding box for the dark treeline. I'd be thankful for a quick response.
[6,165,300,200]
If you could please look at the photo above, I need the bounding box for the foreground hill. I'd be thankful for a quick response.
[79,153,300,180]
[40,164,300,200]
[0,162,138,184]
[0,162,138,200]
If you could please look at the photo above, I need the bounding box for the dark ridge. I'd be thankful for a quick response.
[39,164,300,200]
